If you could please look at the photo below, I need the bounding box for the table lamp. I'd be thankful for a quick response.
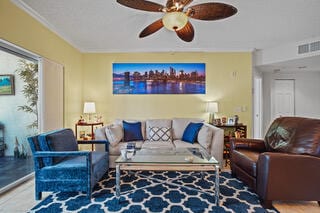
[83,102,96,123]
[206,101,219,124]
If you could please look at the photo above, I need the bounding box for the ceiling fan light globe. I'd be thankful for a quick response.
[162,12,188,31]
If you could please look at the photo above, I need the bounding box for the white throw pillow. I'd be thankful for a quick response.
[105,125,123,147]
[146,119,172,140]
[149,127,171,142]
[197,125,213,150]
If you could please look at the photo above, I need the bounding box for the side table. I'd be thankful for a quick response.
[75,122,104,150]
[215,124,247,166]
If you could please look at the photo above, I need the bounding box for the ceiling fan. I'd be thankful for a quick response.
[116,0,237,42]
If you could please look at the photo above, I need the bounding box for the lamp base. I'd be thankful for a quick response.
[209,113,215,125]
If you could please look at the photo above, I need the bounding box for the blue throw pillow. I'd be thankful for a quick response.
[123,121,143,142]
[182,122,204,143]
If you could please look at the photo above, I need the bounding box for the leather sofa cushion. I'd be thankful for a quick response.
[265,117,320,157]
[232,149,260,177]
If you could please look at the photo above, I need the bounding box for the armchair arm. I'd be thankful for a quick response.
[230,138,266,152]
[33,151,92,174]
[33,151,91,158]
[257,152,320,201]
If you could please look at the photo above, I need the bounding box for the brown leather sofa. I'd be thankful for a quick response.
[230,117,320,208]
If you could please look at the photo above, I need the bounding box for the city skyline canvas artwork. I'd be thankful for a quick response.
[112,63,205,94]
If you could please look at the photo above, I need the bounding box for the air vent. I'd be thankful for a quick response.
[310,41,320,52]
[298,40,320,54]
[298,44,309,54]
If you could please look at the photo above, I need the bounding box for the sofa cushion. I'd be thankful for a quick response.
[172,118,204,140]
[109,141,144,155]
[142,141,175,149]
[105,125,123,147]
[39,151,108,183]
[182,122,204,143]
[39,128,78,166]
[149,127,171,141]
[173,140,202,150]
[197,125,213,150]
[123,121,143,142]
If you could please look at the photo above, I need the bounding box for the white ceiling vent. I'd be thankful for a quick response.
[310,41,320,52]
[298,44,309,54]
[298,41,320,54]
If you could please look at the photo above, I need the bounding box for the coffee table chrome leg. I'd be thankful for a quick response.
[116,164,120,199]
[215,165,220,206]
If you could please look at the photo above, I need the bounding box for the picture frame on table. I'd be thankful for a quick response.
[227,117,235,125]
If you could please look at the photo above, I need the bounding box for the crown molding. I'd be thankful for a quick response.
[11,0,83,52]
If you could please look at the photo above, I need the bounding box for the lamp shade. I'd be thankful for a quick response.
[162,12,188,31]
[206,101,218,113]
[83,102,96,114]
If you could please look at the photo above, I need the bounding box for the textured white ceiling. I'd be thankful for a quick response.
[14,0,320,54]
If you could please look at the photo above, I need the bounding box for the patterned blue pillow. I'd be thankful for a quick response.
[182,122,204,143]
[123,121,143,142]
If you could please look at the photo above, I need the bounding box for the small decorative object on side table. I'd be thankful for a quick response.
[215,124,247,166]
[75,121,104,150]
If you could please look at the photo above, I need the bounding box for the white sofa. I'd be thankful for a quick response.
[95,118,224,168]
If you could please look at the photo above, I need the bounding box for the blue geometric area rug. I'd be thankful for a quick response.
[30,169,279,213]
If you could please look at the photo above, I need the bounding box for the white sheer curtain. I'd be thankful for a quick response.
[39,58,64,132]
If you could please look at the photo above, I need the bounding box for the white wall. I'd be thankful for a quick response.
[0,50,37,156]
[255,36,320,66]
[262,70,320,134]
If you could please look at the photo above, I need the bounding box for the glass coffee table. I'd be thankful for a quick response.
[115,147,220,206]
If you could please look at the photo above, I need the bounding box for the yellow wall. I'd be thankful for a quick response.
[0,0,83,128]
[83,52,252,136]
[1,0,253,136]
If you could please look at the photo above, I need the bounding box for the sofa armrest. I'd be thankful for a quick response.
[94,125,112,151]
[230,138,266,152]
[207,124,224,168]
[257,152,320,200]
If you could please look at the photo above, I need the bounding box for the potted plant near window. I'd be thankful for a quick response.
[15,59,38,157]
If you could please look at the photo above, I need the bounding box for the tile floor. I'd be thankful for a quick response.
[0,157,34,189]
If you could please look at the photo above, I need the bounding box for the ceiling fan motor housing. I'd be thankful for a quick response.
[162,12,188,31]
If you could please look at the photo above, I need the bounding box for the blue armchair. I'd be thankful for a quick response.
[28,128,109,200]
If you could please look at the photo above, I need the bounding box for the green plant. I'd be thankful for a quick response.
[15,59,39,129]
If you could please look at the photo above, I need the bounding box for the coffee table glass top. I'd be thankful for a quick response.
[115,147,218,165]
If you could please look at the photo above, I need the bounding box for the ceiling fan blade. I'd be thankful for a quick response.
[166,0,193,10]
[176,21,194,42]
[117,0,164,12]
[188,3,237,20]
[139,19,164,38]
